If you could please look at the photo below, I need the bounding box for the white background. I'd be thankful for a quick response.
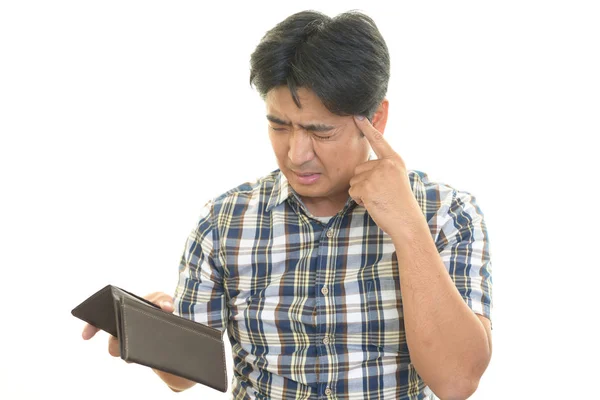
[1,1,599,399]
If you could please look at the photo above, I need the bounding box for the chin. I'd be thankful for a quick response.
[288,181,321,195]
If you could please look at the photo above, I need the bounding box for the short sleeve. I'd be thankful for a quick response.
[436,190,493,322]
[173,199,229,333]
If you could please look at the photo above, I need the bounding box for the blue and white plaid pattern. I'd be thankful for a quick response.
[174,169,492,399]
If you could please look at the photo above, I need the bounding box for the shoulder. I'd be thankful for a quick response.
[408,169,486,226]
[203,169,280,217]
[408,169,464,198]
[214,169,279,204]
[187,169,280,243]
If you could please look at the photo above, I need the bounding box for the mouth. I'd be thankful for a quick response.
[292,171,321,184]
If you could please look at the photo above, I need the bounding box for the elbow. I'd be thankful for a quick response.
[433,348,491,399]
[433,377,479,400]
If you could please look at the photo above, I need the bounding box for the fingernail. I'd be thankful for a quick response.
[356,115,365,121]
[161,300,173,308]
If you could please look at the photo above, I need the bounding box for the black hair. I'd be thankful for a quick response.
[249,10,390,119]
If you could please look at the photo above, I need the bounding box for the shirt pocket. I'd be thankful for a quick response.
[367,278,407,355]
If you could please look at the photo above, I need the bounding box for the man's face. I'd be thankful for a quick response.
[266,86,371,215]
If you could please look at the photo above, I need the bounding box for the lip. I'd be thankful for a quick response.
[293,171,321,185]
[294,171,319,175]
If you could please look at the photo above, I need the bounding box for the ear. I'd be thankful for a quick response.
[371,99,389,134]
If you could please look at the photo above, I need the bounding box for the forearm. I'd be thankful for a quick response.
[152,368,196,392]
[391,213,491,399]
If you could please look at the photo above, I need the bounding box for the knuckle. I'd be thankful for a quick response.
[145,292,160,301]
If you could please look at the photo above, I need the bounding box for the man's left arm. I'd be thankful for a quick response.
[349,115,492,400]
[390,199,492,400]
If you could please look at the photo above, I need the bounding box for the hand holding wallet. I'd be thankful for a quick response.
[72,284,228,393]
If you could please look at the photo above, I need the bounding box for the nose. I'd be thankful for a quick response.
[288,129,315,166]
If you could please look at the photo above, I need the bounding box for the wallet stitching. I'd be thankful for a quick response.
[123,304,129,355]
[123,305,227,389]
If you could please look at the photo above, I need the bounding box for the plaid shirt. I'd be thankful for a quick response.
[173,168,493,400]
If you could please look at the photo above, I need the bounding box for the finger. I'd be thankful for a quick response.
[348,181,366,206]
[349,169,371,188]
[144,292,175,313]
[354,115,394,159]
[82,323,100,340]
[354,159,379,176]
[108,335,120,358]
[159,299,175,313]
[144,292,164,304]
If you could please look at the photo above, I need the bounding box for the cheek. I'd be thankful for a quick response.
[334,136,368,159]
[321,142,366,176]
[269,135,287,157]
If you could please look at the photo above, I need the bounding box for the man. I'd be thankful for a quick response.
[83,10,493,399]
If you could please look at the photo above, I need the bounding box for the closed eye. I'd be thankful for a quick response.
[270,125,333,140]
[269,126,287,132]
[314,134,332,140]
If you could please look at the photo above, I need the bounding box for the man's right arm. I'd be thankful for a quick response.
[168,198,228,392]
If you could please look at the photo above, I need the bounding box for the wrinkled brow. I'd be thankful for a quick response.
[266,115,335,132]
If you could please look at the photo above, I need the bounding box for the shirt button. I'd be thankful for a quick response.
[326,229,334,238]
[325,387,332,396]
[321,286,329,295]
[322,336,330,345]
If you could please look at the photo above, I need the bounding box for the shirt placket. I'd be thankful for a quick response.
[315,221,337,400]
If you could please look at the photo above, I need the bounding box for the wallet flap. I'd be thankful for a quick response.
[71,285,120,336]
[119,296,228,392]
[71,285,160,337]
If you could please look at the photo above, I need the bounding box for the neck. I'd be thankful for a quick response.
[300,194,348,217]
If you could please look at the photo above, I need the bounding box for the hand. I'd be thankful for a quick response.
[349,116,423,238]
[81,292,175,359]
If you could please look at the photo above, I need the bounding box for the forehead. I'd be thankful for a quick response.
[265,86,338,121]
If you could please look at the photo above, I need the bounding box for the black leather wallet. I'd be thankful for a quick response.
[71,284,228,393]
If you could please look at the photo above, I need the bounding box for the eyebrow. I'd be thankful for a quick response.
[266,115,335,133]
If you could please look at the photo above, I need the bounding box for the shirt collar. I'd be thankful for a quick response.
[265,169,292,212]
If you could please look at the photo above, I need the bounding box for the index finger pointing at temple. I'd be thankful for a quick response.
[353,115,394,159]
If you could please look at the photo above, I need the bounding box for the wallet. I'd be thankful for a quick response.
[71,284,228,393]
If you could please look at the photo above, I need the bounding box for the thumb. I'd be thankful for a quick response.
[159,299,174,312]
